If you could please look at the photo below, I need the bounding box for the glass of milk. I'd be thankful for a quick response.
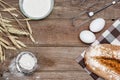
[19,0,54,20]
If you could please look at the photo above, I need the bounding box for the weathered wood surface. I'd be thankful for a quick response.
[1,0,120,80]
[3,47,93,80]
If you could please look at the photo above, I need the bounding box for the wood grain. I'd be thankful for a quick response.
[10,19,113,47]
[0,0,120,80]
[4,47,87,71]
[3,72,93,80]
[1,0,120,19]
[3,47,94,80]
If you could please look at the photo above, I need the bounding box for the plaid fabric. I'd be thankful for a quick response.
[76,19,120,80]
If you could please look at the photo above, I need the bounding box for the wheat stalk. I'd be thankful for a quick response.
[0,0,35,62]
[26,20,32,34]
[0,0,35,43]
[16,40,26,48]
[7,27,30,36]
[2,8,16,11]
[0,37,10,45]
[0,44,3,62]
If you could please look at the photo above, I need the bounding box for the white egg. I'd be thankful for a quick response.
[90,18,105,32]
[79,30,96,44]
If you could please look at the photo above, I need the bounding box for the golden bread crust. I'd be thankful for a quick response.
[85,44,120,80]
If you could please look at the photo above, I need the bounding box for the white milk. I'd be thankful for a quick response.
[20,0,54,19]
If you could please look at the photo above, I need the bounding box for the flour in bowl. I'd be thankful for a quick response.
[19,53,36,70]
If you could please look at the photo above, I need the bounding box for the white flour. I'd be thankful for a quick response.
[19,53,36,70]
[5,52,37,80]
[22,0,51,18]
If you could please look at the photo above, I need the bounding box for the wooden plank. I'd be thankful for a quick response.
[9,19,113,46]
[0,0,115,47]
[2,47,94,80]
[3,71,93,80]
[0,19,113,47]
[4,47,87,71]
[0,0,118,80]
[1,0,120,19]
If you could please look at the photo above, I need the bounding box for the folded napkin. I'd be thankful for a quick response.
[76,19,120,80]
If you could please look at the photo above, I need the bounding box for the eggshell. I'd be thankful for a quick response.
[79,30,96,44]
[90,18,105,32]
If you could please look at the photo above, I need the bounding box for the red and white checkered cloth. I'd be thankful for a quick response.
[76,18,120,80]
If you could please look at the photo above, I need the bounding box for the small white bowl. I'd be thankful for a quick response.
[19,0,54,20]
[15,51,38,74]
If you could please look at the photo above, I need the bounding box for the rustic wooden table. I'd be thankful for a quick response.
[1,0,120,80]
